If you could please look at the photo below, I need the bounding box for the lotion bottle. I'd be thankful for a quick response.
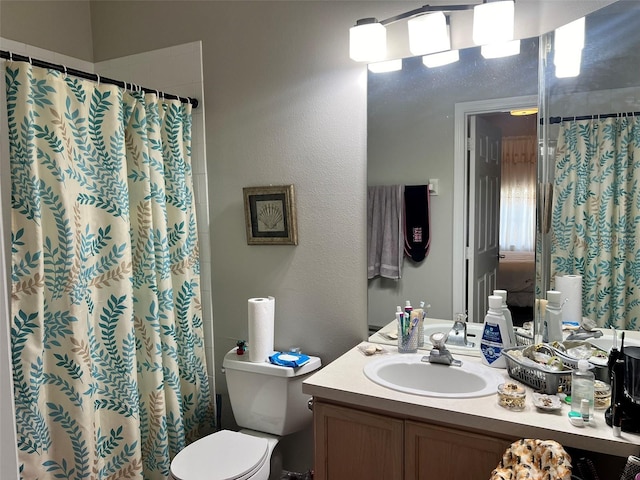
[544,290,563,343]
[480,295,512,368]
[494,289,515,347]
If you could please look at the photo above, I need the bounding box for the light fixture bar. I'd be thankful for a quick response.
[378,3,475,27]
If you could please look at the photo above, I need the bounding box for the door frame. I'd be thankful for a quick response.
[453,95,538,322]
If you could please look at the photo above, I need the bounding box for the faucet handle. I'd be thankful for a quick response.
[455,312,468,322]
[429,331,448,349]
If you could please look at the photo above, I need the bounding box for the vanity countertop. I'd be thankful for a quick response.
[302,322,640,458]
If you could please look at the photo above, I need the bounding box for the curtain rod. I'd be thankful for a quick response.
[544,111,640,125]
[0,50,199,109]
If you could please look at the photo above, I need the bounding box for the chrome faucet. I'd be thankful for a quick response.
[426,332,462,366]
[447,313,475,348]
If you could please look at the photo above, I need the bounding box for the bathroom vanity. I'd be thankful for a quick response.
[302,321,640,479]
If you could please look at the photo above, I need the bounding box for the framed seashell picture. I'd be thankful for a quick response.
[243,185,298,245]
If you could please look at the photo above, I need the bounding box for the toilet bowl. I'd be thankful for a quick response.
[170,348,321,480]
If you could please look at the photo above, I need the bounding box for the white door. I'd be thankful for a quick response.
[467,116,502,323]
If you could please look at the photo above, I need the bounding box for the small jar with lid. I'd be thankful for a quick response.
[497,382,526,411]
[594,380,611,410]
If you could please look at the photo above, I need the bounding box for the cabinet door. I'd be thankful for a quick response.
[405,420,512,480]
[313,401,404,480]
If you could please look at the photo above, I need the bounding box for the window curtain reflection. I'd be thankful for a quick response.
[500,135,537,251]
[551,116,640,330]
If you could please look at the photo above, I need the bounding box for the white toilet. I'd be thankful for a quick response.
[170,348,322,480]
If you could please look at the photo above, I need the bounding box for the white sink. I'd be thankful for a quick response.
[588,332,640,352]
[363,353,504,398]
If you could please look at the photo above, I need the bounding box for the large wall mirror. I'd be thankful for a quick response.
[367,0,640,333]
[538,0,640,332]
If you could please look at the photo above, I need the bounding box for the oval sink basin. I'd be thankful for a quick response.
[363,354,504,398]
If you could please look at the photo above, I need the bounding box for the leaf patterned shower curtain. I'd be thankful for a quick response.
[551,116,640,330]
[6,61,214,480]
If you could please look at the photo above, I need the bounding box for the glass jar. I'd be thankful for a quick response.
[594,380,611,410]
[497,382,526,411]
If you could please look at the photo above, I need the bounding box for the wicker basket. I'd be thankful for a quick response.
[502,345,593,395]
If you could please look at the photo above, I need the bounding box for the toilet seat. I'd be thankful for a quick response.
[170,430,269,480]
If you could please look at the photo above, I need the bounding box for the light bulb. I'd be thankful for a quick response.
[349,20,387,62]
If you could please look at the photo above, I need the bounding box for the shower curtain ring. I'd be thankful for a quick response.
[96,74,101,85]
[28,56,32,65]
[9,52,13,61]
[63,66,68,78]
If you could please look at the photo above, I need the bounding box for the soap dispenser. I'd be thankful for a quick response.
[480,295,511,368]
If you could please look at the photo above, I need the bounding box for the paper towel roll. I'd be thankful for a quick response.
[248,297,275,363]
[555,275,583,323]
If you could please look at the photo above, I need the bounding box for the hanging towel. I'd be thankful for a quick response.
[404,185,431,262]
[367,185,404,279]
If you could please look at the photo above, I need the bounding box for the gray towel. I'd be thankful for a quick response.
[367,185,404,279]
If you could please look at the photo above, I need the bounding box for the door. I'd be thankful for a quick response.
[468,115,502,323]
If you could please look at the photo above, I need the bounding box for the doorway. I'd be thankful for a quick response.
[453,96,538,323]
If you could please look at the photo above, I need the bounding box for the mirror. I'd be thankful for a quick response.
[537,1,640,331]
[367,1,640,335]
[367,36,538,329]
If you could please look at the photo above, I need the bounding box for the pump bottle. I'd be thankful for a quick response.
[571,359,595,423]
[480,295,513,368]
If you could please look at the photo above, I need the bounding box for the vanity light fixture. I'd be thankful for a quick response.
[350,18,387,62]
[408,11,451,56]
[481,39,521,59]
[368,59,403,73]
[349,1,516,63]
[472,1,515,46]
[554,17,585,78]
[422,49,460,68]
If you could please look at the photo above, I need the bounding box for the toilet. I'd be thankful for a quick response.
[170,348,322,480]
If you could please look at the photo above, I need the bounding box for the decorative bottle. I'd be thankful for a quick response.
[480,295,512,369]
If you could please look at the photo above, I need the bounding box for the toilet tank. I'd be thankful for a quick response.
[222,349,322,436]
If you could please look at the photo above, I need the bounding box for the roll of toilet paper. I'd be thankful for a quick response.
[248,297,275,363]
[555,275,583,324]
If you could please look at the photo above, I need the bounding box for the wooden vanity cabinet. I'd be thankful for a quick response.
[405,420,512,479]
[313,401,404,480]
[313,400,513,480]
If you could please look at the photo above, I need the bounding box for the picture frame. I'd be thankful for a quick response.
[243,185,298,245]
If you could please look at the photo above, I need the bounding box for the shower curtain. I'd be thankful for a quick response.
[551,116,640,330]
[7,61,213,479]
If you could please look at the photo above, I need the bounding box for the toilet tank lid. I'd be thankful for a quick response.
[223,349,321,377]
